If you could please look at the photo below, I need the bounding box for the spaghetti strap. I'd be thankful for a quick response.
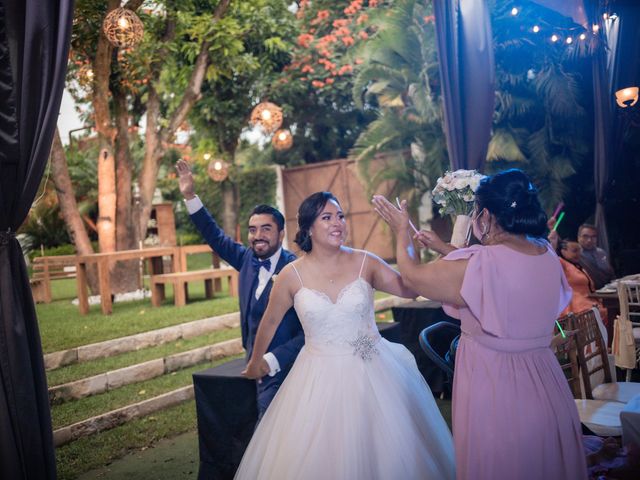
[358,251,367,278]
[291,263,304,287]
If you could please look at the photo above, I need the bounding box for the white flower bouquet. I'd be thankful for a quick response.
[432,169,485,247]
[432,169,485,217]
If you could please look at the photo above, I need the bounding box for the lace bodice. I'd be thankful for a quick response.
[293,277,381,359]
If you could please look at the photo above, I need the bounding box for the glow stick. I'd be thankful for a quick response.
[395,197,419,234]
[555,320,566,338]
[552,201,564,219]
[552,211,565,231]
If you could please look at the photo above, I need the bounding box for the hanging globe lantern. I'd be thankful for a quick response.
[103,8,144,48]
[272,129,293,151]
[207,159,230,182]
[78,64,95,89]
[249,102,283,134]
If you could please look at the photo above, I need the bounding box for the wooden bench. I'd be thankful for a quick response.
[177,245,224,292]
[150,268,239,307]
[30,255,77,303]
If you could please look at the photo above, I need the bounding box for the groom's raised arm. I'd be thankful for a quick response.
[177,159,246,270]
[188,200,247,271]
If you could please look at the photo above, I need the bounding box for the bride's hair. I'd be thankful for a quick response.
[295,192,340,252]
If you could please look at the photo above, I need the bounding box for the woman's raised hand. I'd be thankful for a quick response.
[372,195,410,234]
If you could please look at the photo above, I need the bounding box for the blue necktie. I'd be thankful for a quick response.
[252,257,271,273]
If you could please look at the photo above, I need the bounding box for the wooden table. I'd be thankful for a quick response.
[75,246,179,315]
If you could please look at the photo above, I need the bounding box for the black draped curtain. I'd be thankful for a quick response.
[588,4,619,256]
[433,0,495,173]
[0,1,73,478]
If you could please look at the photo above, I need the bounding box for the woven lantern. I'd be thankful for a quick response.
[272,129,293,151]
[208,159,230,182]
[249,102,283,134]
[103,8,144,48]
[78,64,95,88]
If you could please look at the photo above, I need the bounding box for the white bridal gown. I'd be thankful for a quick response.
[234,256,455,480]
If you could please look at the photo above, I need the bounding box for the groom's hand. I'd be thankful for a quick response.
[176,159,196,200]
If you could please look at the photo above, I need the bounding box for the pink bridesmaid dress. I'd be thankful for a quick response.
[443,244,587,480]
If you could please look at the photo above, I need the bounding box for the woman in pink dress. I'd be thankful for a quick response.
[373,169,587,480]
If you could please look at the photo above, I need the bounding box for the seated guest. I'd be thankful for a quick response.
[577,224,615,290]
[557,239,607,324]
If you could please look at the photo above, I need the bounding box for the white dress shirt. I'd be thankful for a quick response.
[184,195,281,377]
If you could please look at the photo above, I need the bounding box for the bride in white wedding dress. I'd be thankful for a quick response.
[237,192,455,480]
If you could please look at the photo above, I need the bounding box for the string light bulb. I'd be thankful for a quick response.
[592,24,600,33]
[551,34,559,42]
[511,7,519,16]
[532,25,540,33]
[579,33,586,40]
[566,37,573,44]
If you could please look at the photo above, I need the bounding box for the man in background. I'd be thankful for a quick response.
[577,223,615,290]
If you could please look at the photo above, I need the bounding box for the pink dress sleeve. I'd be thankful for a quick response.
[441,245,508,337]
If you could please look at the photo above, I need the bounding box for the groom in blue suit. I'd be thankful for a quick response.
[176,160,304,415]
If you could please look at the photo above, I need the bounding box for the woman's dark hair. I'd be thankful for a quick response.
[294,192,340,252]
[474,169,547,237]
[557,238,578,257]
[557,238,593,288]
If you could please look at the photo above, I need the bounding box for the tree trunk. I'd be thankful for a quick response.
[50,129,99,294]
[97,143,117,254]
[111,83,140,293]
[138,86,162,243]
[221,180,238,237]
[93,1,118,256]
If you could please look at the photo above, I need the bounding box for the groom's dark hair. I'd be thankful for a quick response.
[250,204,285,231]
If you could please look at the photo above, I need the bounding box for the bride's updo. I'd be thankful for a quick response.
[294,191,340,252]
[474,169,547,237]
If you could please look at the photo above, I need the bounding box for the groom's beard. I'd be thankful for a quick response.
[251,239,280,260]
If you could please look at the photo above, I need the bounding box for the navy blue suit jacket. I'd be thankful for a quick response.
[190,206,304,411]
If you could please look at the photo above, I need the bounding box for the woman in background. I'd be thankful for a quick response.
[557,238,607,323]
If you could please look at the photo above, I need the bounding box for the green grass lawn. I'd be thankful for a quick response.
[47,327,241,386]
[51,355,242,429]
[37,262,240,353]
[56,399,198,480]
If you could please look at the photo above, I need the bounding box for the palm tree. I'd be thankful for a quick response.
[352,0,592,214]
[349,0,447,213]
[488,2,591,211]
